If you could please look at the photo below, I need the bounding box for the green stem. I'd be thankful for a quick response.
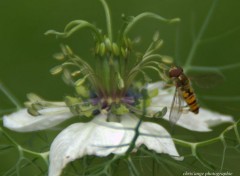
[123,12,180,36]
[173,138,193,148]
[103,58,110,95]
[200,25,240,44]
[184,0,219,71]
[0,82,22,110]
[0,127,19,146]
[196,137,220,147]
[187,63,240,72]
[99,0,113,41]
[174,136,220,148]
[234,122,240,143]
[127,157,139,176]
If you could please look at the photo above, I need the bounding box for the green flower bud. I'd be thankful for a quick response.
[127,38,132,48]
[62,69,73,85]
[158,63,169,70]
[154,40,163,50]
[153,31,160,42]
[117,72,124,89]
[123,37,128,47]
[75,85,90,98]
[64,96,81,107]
[60,44,68,56]
[121,47,127,58]
[53,53,65,60]
[162,56,173,64]
[112,43,120,56]
[27,93,42,103]
[105,38,112,51]
[71,70,81,77]
[27,107,40,116]
[95,42,100,54]
[50,65,63,75]
[74,74,89,86]
[99,42,106,56]
[32,103,43,111]
[65,45,73,56]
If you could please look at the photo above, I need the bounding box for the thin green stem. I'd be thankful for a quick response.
[0,82,22,110]
[127,157,139,176]
[99,0,113,41]
[173,138,194,148]
[123,12,180,36]
[234,123,240,143]
[187,63,240,72]
[174,136,222,149]
[184,0,219,71]
[196,137,220,147]
[0,127,19,146]
[200,25,240,44]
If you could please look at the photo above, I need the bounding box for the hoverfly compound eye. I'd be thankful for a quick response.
[169,66,183,78]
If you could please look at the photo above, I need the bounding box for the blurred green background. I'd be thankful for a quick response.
[0,0,240,175]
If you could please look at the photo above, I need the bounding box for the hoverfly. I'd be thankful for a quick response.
[168,66,199,126]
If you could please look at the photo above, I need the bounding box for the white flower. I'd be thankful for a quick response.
[2,82,234,176]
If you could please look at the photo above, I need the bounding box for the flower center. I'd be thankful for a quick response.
[31,10,180,119]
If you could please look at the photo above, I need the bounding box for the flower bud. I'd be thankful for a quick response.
[153,31,160,42]
[74,74,89,86]
[121,47,127,58]
[104,38,112,52]
[65,45,73,56]
[50,65,63,75]
[99,42,106,56]
[162,56,173,64]
[53,53,65,60]
[112,43,120,56]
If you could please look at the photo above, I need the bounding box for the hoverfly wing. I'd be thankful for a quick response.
[189,72,225,89]
[169,87,183,127]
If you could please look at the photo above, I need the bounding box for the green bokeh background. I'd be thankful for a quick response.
[0,0,240,175]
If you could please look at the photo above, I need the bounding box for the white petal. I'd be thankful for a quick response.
[49,113,183,176]
[147,83,234,132]
[119,114,182,159]
[146,81,165,91]
[174,109,234,132]
[3,107,73,132]
[49,114,125,176]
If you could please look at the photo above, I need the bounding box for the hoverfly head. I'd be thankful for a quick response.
[169,66,183,78]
